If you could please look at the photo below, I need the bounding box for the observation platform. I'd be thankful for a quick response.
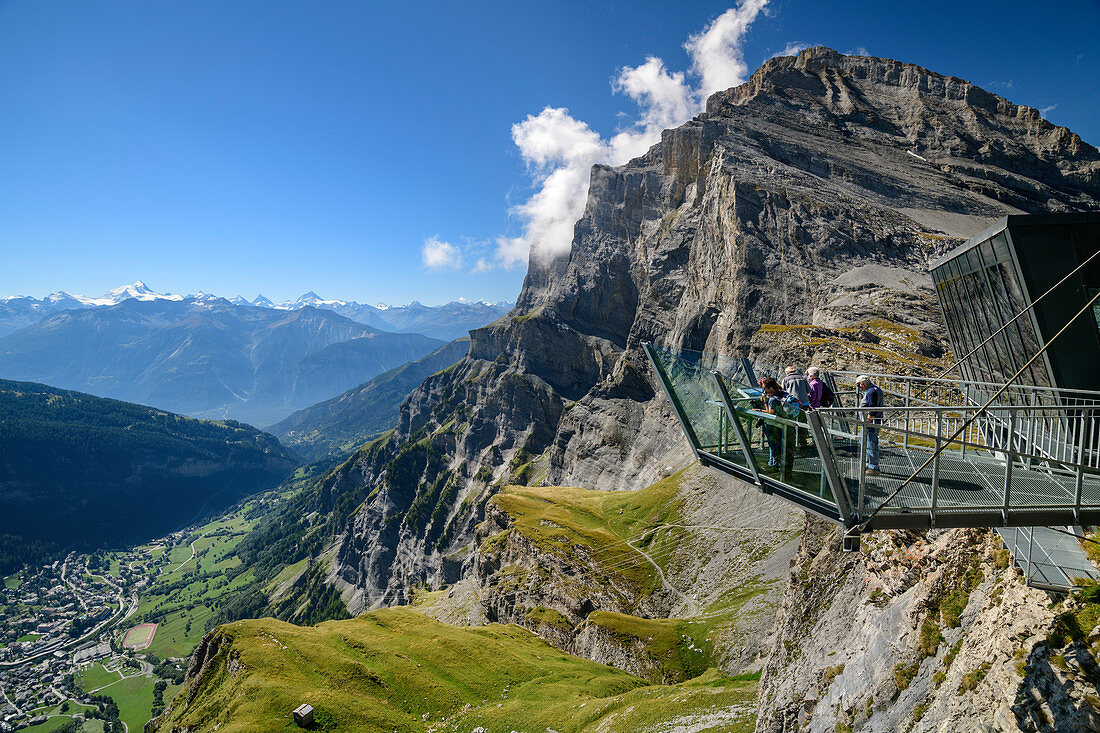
[645,343,1100,590]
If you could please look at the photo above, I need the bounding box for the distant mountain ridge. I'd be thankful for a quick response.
[0,299,446,426]
[0,378,297,566]
[269,338,471,463]
[0,281,512,340]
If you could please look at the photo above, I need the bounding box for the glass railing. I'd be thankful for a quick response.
[645,344,838,513]
[645,343,1100,531]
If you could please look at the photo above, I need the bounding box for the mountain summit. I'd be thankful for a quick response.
[241,45,1098,610]
[147,47,1100,732]
[99,280,183,304]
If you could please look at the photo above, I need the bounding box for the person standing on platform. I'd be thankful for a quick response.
[782,366,811,447]
[781,366,810,410]
[760,377,799,479]
[857,375,883,476]
[806,367,824,409]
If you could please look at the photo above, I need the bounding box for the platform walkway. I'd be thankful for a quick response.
[645,343,1100,589]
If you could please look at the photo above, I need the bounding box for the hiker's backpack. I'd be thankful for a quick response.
[780,393,802,418]
[819,380,835,408]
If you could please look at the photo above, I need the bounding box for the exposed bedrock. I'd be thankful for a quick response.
[299,46,1097,627]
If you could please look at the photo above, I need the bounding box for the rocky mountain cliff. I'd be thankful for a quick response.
[268,47,1098,613]
[183,47,1100,730]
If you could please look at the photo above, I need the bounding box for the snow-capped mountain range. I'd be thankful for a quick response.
[0,282,512,340]
[0,280,184,309]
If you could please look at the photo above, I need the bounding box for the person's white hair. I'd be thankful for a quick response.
[856,375,872,385]
[785,366,798,374]
[806,366,820,377]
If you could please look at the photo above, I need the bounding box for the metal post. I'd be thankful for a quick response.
[904,380,911,451]
[740,358,758,389]
[1026,526,1034,585]
[857,412,867,516]
[1074,409,1087,521]
[1024,409,1034,468]
[931,413,942,525]
[711,371,764,489]
[1003,410,1015,523]
[959,392,967,457]
[807,410,853,524]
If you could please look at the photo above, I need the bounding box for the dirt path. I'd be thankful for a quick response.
[167,533,207,574]
[625,526,699,616]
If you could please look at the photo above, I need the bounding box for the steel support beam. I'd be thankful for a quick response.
[711,371,764,489]
[807,410,853,525]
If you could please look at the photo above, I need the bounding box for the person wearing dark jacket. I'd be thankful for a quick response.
[857,375,883,475]
[760,377,798,479]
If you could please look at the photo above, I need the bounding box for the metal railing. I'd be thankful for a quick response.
[829,370,1100,411]
[813,403,1100,525]
[826,371,1100,471]
[644,343,1100,533]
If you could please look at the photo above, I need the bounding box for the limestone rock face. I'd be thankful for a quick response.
[755,522,1100,733]
[310,47,1099,617]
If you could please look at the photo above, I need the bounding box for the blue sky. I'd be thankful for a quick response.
[1,0,1097,305]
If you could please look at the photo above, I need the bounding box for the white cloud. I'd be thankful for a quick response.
[482,1,775,270]
[771,42,808,59]
[510,106,604,171]
[1039,104,1058,116]
[421,237,463,270]
[685,1,769,102]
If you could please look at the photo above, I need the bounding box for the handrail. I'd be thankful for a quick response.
[645,341,1100,535]
[827,371,1100,398]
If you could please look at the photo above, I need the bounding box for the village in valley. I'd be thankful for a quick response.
[0,503,265,732]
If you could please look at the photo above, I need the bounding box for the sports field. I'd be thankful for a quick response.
[122,622,157,650]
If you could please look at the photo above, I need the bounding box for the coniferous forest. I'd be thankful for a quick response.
[0,378,297,571]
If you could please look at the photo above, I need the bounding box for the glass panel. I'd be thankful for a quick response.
[986,268,1027,392]
[947,275,986,384]
[711,376,754,472]
[648,346,723,452]
[971,245,1013,385]
[966,267,1004,384]
[998,262,1052,388]
[990,233,1011,263]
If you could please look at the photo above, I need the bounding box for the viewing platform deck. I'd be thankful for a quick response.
[645,343,1100,590]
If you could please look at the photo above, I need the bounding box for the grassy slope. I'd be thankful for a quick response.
[156,607,756,733]
[76,663,121,691]
[24,717,85,732]
[135,509,263,658]
[484,472,782,682]
[76,670,180,733]
[490,472,684,597]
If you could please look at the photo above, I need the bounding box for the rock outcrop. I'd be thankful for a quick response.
[302,47,1098,616]
[756,521,1100,732]
[471,464,802,682]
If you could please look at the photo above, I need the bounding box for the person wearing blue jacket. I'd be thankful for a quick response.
[857,375,883,475]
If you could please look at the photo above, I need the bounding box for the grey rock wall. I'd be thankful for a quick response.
[313,45,1098,630]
